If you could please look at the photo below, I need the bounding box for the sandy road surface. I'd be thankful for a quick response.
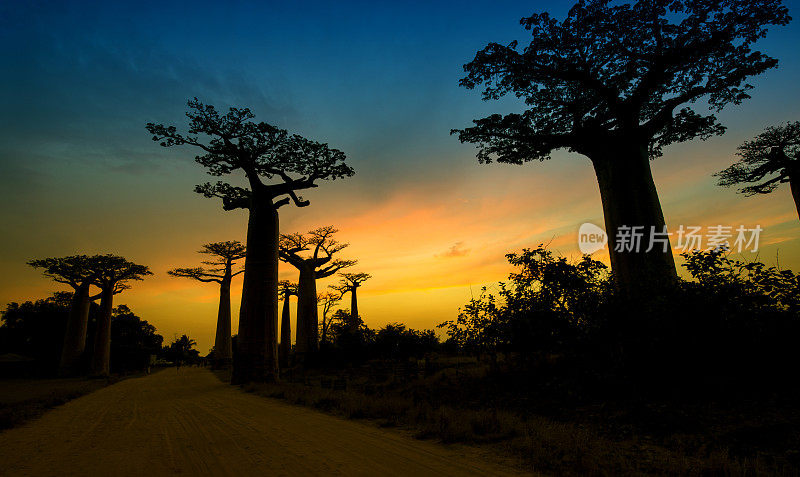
[0,367,527,476]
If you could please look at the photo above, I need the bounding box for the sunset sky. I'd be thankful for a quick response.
[2,0,800,353]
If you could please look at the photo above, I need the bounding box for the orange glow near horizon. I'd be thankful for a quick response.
[4,144,800,353]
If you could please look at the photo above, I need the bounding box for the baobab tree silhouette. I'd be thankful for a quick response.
[317,290,342,347]
[333,273,371,324]
[279,227,356,356]
[147,99,354,383]
[28,255,100,375]
[168,241,246,368]
[278,280,298,368]
[89,255,151,377]
[453,0,790,296]
[716,121,800,220]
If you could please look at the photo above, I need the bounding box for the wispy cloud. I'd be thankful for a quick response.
[436,241,470,258]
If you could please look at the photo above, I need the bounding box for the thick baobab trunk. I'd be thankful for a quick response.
[590,144,677,298]
[90,286,114,377]
[295,266,319,355]
[791,175,800,221]
[213,278,233,369]
[58,282,91,376]
[233,196,279,384]
[350,286,359,322]
[279,293,292,368]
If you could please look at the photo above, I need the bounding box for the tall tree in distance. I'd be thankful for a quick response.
[278,280,298,368]
[317,290,342,347]
[334,273,371,324]
[716,121,799,220]
[168,241,246,368]
[90,255,151,377]
[27,255,98,375]
[453,0,790,296]
[279,226,356,356]
[147,99,354,383]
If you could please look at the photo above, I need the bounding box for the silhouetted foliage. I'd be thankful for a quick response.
[318,310,439,365]
[373,323,439,361]
[27,255,103,375]
[327,309,374,363]
[716,121,800,219]
[109,305,163,374]
[0,293,74,374]
[0,297,162,376]
[162,334,199,365]
[440,247,610,360]
[454,0,790,296]
[441,245,800,392]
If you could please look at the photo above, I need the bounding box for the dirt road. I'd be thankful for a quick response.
[0,367,526,476]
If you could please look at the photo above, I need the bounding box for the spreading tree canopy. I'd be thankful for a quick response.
[147,99,354,213]
[454,0,790,296]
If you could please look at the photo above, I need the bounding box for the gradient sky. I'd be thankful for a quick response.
[2,0,800,352]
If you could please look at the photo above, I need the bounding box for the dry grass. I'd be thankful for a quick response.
[233,373,794,476]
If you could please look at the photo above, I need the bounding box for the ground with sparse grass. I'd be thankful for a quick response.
[0,377,107,430]
[0,371,152,430]
[217,357,800,476]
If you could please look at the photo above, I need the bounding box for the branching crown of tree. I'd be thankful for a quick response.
[168,241,246,284]
[279,226,357,277]
[28,255,97,289]
[341,272,372,287]
[92,254,152,291]
[453,0,790,161]
[146,99,355,210]
[333,272,372,295]
[318,290,342,310]
[278,280,299,299]
[716,121,799,195]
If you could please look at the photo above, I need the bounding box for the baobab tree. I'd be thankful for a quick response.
[278,280,298,368]
[333,273,371,323]
[279,226,356,355]
[317,290,342,346]
[168,241,246,368]
[716,121,799,220]
[89,255,151,377]
[453,0,790,296]
[147,99,354,383]
[28,255,99,375]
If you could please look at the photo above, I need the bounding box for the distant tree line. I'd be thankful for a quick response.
[20,254,151,377]
[0,297,162,376]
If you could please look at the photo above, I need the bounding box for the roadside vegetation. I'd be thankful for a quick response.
[224,247,800,475]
